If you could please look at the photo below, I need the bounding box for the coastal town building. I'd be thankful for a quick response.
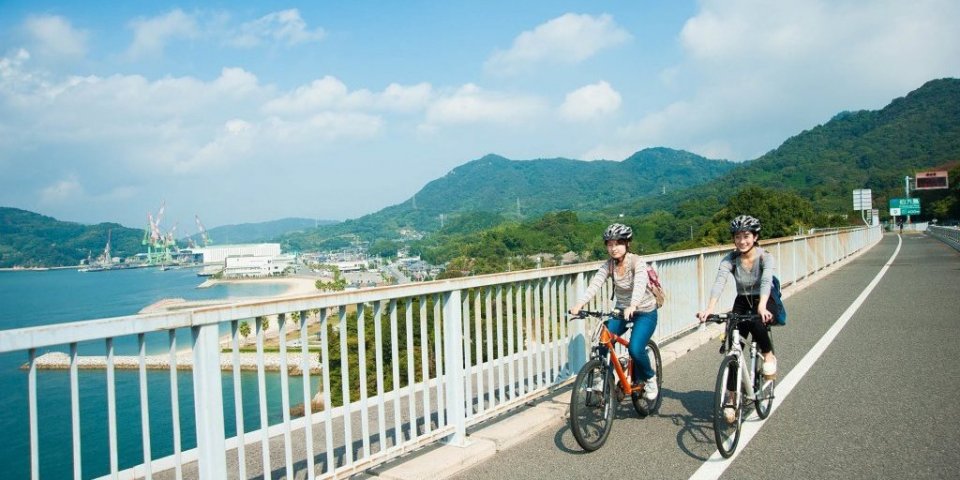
[193,243,282,265]
[222,253,296,278]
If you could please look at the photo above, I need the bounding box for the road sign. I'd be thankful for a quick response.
[889,198,920,216]
[853,189,872,210]
[915,170,949,190]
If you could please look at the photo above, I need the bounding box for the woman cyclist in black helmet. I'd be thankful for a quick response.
[569,223,660,401]
[696,215,779,422]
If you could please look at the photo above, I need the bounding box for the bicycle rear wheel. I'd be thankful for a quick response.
[631,340,663,417]
[754,355,775,419]
[713,355,742,458]
[569,358,615,451]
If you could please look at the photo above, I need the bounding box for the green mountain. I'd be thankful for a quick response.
[0,208,144,268]
[618,78,960,220]
[280,148,736,251]
[190,217,339,245]
[410,77,960,273]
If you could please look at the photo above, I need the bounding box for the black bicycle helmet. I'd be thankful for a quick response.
[729,215,761,235]
[603,223,633,241]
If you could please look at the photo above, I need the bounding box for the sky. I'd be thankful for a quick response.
[1,1,959,232]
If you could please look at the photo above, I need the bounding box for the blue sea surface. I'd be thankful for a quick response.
[0,268,319,479]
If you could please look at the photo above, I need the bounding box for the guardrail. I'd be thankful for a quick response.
[0,225,882,479]
[928,225,960,250]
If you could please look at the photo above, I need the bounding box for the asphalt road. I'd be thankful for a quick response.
[451,232,960,480]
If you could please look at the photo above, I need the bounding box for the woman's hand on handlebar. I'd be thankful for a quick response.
[696,309,713,323]
[568,304,583,316]
[758,306,773,324]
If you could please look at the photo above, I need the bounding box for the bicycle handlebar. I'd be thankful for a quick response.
[704,312,762,324]
[569,309,625,320]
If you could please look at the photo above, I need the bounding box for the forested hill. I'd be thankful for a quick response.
[0,208,143,268]
[281,148,736,250]
[617,77,960,218]
[195,217,338,245]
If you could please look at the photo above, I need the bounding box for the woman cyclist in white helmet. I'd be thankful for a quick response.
[696,215,780,422]
[569,223,660,401]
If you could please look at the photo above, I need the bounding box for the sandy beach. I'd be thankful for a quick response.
[28,350,321,375]
[139,275,319,314]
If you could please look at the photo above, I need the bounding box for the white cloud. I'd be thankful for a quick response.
[126,9,199,59]
[263,76,432,115]
[229,9,324,47]
[39,176,84,204]
[422,84,547,128]
[23,15,88,60]
[605,0,960,161]
[560,81,621,121]
[486,13,631,75]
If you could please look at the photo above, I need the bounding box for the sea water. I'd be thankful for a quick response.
[0,268,320,479]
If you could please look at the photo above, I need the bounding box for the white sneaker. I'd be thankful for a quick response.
[724,406,737,424]
[643,376,659,401]
[591,375,604,392]
[762,357,777,377]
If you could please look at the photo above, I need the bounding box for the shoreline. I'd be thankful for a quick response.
[139,275,319,314]
[27,351,321,375]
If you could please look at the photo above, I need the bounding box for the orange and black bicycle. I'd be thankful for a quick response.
[568,309,662,451]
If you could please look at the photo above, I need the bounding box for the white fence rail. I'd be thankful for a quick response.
[0,226,882,479]
[928,225,960,250]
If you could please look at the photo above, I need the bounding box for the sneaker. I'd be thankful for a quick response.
[762,357,777,377]
[643,376,659,401]
[723,406,737,424]
[591,375,604,392]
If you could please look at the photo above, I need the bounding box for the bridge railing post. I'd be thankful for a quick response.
[568,273,587,373]
[192,323,227,478]
[441,290,468,446]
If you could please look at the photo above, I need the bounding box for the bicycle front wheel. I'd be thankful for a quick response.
[631,340,663,417]
[754,356,775,419]
[569,358,615,451]
[713,355,742,458]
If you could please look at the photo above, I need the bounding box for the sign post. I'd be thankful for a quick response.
[853,189,873,226]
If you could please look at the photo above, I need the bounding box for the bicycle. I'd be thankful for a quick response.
[567,309,663,451]
[704,313,776,458]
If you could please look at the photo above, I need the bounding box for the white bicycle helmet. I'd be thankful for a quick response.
[730,215,761,235]
[603,223,633,241]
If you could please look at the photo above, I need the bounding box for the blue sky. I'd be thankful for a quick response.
[1,1,958,232]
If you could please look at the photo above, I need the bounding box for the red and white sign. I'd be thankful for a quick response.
[914,170,949,190]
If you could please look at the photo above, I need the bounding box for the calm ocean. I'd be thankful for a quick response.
[0,268,319,479]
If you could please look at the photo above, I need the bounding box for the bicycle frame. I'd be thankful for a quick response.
[589,316,641,396]
[721,320,759,401]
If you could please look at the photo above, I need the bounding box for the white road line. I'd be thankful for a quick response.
[690,235,902,480]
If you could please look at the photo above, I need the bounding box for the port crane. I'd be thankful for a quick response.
[141,202,176,266]
[195,214,212,247]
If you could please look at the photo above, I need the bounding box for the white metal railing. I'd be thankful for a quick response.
[928,225,960,250]
[0,226,882,479]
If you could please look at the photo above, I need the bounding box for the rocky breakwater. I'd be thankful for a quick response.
[25,350,322,375]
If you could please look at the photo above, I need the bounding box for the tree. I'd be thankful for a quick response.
[707,186,818,242]
[315,269,348,292]
[239,321,251,339]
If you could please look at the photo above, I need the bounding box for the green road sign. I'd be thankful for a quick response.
[889,198,920,216]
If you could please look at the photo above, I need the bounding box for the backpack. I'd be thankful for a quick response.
[608,256,666,309]
[761,256,787,326]
[646,263,666,309]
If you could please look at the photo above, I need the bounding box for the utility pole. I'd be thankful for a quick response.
[905,176,913,225]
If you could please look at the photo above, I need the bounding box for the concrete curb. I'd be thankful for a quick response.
[370,238,880,480]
